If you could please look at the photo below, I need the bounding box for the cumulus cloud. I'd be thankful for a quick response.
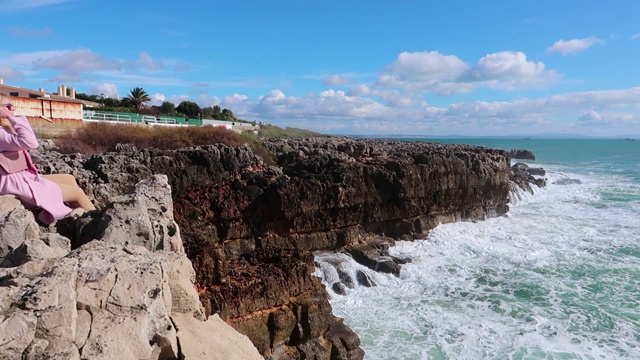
[229,87,640,135]
[32,49,119,74]
[89,83,119,99]
[347,84,370,97]
[249,89,392,121]
[148,93,166,106]
[383,51,467,82]
[323,75,352,86]
[547,37,604,54]
[0,0,74,12]
[375,50,557,94]
[461,51,559,90]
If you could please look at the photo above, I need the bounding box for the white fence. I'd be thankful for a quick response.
[83,111,133,123]
[141,115,177,124]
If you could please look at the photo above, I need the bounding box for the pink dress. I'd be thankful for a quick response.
[0,115,71,224]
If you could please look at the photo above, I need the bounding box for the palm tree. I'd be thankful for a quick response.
[124,87,151,111]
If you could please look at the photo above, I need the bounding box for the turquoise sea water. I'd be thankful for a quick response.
[316,139,640,359]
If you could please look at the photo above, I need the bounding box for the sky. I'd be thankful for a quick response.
[1,0,639,137]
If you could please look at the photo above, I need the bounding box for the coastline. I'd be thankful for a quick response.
[1,136,541,359]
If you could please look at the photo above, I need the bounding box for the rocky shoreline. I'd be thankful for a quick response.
[0,137,545,359]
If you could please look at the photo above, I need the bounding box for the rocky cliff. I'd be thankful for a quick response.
[26,137,522,359]
[0,175,263,360]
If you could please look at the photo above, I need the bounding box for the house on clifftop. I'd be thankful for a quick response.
[0,78,98,135]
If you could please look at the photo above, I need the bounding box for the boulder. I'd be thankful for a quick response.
[0,200,40,259]
[0,241,262,359]
[75,175,183,253]
[509,149,536,160]
[172,313,263,360]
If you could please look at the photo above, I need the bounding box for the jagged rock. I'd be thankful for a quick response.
[509,149,536,160]
[75,175,183,253]
[23,137,521,359]
[0,174,264,360]
[356,270,375,287]
[332,282,347,295]
[553,178,582,185]
[346,238,404,276]
[0,241,262,359]
[0,234,70,268]
[0,195,22,212]
[510,162,547,194]
[0,204,40,259]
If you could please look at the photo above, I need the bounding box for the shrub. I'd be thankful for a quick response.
[55,123,248,155]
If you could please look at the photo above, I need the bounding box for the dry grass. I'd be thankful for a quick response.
[55,122,247,156]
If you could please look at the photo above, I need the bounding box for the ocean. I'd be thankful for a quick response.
[315,139,640,360]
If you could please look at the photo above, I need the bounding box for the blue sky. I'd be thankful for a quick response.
[1,0,639,137]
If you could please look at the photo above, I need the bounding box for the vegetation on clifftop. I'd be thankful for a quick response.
[53,122,328,164]
[257,124,329,138]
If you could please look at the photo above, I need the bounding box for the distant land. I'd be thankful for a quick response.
[342,133,640,140]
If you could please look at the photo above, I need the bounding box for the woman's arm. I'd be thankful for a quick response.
[0,115,39,151]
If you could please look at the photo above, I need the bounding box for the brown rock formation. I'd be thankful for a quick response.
[31,137,518,359]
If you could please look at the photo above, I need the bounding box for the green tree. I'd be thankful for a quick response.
[201,106,215,118]
[212,105,222,120]
[221,108,235,120]
[158,101,176,114]
[176,101,201,117]
[123,87,151,112]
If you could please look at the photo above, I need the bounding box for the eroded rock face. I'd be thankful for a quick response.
[0,177,262,360]
[29,138,517,359]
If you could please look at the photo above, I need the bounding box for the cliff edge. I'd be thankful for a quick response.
[19,137,525,359]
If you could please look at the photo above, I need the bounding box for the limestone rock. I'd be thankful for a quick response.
[0,205,40,259]
[1,234,70,267]
[0,239,259,359]
[76,175,183,253]
[173,313,263,360]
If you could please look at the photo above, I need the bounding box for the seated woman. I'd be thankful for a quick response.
[0,93,95,224]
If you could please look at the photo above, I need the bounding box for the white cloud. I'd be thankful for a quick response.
[347,84,370,97]
[32,49,119,74]
[577,110,602,122]
[461,51,558,90]
[375,50,556,94]
[89,83,119,99]
[226,87,640,136]
[141,86,640,136]
[632,34,640,40]
[0,65,25,80]
[223,93,249,104]
[383,51,467,82]
[323,75,352,86]
[547,37,604,54]
[135,52,164,71]
[0,0,74,12]
[148,93,166,106]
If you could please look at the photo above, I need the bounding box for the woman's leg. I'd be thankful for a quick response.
[42,174,96,210]
[42,174,78,186]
